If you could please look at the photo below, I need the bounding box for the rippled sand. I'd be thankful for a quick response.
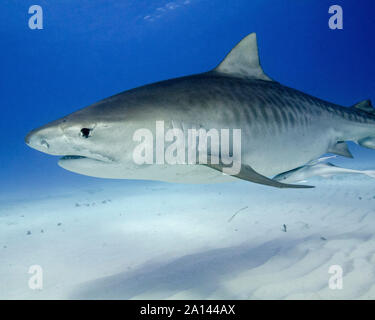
[1,176,375,299]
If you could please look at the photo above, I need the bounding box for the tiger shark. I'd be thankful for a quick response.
[25,33,375,188]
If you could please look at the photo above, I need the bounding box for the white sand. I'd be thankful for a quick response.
[1,176,375,299]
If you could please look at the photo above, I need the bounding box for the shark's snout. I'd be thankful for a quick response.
[25,129,45,147]
[25,126,59,154]
[24,131,32,145]
[25,122,113,165]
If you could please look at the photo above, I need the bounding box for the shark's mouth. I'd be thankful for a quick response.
[58,154,115,177]
[59,153,115,163]
[59,154,113,163]
[60,155,87,160]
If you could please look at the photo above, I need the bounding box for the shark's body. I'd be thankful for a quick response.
[25,33,375,188]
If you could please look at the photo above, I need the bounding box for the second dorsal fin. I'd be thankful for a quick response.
[214,33,272,81]
[351,99,374,115]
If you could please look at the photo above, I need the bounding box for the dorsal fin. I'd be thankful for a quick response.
[351,99,374,114]
[214,33,272,81]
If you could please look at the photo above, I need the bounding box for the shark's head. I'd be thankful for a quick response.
[25,102,137,178]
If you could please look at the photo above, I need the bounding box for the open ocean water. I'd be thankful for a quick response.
[1,0,375,300]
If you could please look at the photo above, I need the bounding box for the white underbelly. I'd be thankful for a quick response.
[59,157,238,183]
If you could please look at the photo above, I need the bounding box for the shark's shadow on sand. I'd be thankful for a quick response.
[69,238,308,299]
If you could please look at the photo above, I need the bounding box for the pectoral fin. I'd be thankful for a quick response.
[204,162,314,189]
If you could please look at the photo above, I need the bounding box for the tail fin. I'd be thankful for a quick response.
[351,100,375,149]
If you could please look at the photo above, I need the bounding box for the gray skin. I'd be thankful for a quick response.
[25,33,375,187]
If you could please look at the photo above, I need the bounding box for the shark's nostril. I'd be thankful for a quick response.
[41,139,50,149]
[25,127,54,152]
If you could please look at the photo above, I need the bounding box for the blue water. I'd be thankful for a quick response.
[2,0,375,300]
[1,0,374,195]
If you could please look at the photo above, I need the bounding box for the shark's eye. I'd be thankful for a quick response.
[80,128,91,138]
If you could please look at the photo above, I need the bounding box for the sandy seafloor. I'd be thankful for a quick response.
[1,172,375,300]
